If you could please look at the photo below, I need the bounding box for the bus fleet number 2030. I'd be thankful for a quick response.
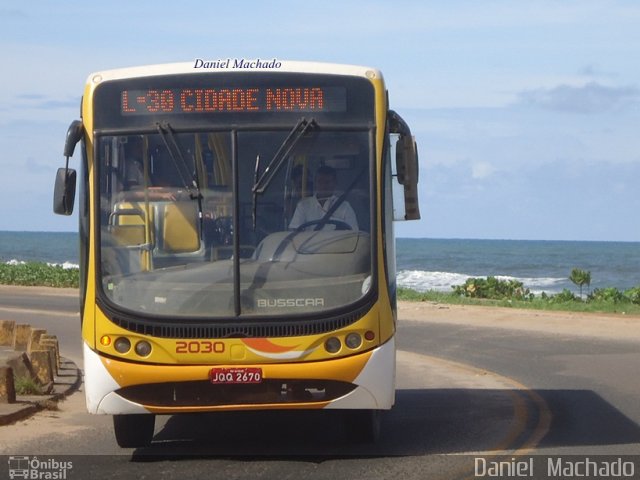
[176,340,226,354]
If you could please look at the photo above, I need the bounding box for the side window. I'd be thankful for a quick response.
[383,135,397,308]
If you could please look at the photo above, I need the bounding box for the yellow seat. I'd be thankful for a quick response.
[162,202,200,253]
[109,225,146,246]
[109,202,153,246]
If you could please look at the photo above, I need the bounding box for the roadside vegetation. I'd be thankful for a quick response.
[398,273,640,316]
[14,374,43,395]
[0,262,79,288]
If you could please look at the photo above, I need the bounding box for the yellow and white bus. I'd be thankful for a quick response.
[54,60,420,447]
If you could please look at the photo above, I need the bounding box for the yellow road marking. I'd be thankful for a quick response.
[403,352,551,452]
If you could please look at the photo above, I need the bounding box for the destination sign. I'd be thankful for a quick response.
[121,86,346,115]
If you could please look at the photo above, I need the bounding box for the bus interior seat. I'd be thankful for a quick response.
[109,202,152,246]
[162,202,200,253]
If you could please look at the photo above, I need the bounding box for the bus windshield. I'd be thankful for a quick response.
[97,126,373,319]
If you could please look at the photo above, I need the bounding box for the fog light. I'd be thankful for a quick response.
[135,340,152,357]
[345,333,362,349]
[325,337,341,354]
[114,337,131,354]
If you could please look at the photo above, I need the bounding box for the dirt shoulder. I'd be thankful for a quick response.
[398,300,640,342]
[0,284,78,297]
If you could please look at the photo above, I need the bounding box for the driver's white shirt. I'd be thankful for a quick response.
[288,194,358,230]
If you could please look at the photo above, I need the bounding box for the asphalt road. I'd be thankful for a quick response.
[1,286,639,480]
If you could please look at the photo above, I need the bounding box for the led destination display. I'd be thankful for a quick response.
[121,86,346,116]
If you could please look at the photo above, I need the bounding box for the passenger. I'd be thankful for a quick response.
[120,142,180,201]
[288,165,358,230]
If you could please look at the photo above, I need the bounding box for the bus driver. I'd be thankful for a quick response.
[288,165,358,231]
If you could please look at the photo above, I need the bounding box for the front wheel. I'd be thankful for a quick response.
[113,414,155,448]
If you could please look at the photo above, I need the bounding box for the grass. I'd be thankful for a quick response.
[398,287,640,316]
[14,375,43,395]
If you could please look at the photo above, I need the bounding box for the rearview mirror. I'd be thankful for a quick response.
[53,167,77,215]
[394,135,420,221]
[395,135,418,186]
[388,110,421,221]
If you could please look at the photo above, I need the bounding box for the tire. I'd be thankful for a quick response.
[344,409,382,443]
[113,414,155,448]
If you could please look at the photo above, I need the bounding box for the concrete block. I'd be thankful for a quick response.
[29,349,54,386]
[40,336,60,372]
[0,320,16,346]
[13,324,31,351]
[0,366,16,403]
[6,351,35,380]
[27,328,47,353]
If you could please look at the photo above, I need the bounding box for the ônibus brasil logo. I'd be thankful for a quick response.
[8,456,73,479]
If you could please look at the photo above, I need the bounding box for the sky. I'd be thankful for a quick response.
[1,0,639,241]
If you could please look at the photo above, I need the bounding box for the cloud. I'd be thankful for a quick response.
[471,162,495,180]
[577,64,616,79]
[13,94,80,111]
[518,82,640,114]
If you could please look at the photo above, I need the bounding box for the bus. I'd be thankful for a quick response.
[54,60,420,447]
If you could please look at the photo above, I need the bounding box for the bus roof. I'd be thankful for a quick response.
[87,60,383,83]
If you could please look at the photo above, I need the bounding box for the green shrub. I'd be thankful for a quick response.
[588,287,629,304]
[452,276,532,300]
[548,289,578,303]
[624,286,640,305]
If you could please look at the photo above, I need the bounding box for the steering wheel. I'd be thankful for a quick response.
[296,219,352,231]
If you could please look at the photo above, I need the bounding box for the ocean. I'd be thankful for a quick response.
[396,238,640,294]
[1,232,639,294]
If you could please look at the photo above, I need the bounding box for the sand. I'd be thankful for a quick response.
[398,300,640,342]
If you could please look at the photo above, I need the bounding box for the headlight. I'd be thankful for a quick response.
[114,337,131,354]
[135,340,152,357]
[345,333,362,349]
[325,337,341,354]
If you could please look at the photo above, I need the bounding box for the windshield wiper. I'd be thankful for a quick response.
[155,122,204,230]
[252,117,315,195]
[251,117,316,229]
[155,121,202,200]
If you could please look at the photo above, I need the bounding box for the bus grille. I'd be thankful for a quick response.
[105,302,371,339]
[115,379,356,407]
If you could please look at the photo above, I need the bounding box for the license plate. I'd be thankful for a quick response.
[209,367,263,384]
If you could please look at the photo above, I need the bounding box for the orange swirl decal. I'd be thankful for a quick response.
[241,338,316,359]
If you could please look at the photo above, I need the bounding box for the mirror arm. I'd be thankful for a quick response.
[388,110,411,136]
[63,120,84,158]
